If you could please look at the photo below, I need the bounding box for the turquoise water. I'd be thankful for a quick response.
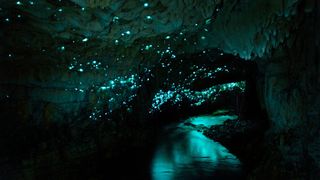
[151,115,244,180]
[186,115,238,127]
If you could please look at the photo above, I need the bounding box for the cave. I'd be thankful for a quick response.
[0,0,319,179]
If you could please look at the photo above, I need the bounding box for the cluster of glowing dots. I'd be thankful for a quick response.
[68,59,103,72]
[187,65,233,84]
[140,43,177,60]
[88,74,141,120]
[98,74,140,91]
[150,81,246,113]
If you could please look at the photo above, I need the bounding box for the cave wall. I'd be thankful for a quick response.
[198,0,320,176]
[254,4,320,177]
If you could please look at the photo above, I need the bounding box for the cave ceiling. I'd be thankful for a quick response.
[1,0,301,64]
[0,0,308,117]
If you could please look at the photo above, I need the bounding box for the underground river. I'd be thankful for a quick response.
[151,115,245,180]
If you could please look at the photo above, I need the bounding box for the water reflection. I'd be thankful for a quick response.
[187,115,238,127]
[152,115,244,180]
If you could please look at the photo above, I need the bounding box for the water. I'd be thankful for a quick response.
[151,115,244,180]
[187,115,238,127]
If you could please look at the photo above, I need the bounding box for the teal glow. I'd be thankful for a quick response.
[113,16,119,23]
[148,65,244,112]
[151,81,246,112]
[187,115,238,127]
[145,44,153,50]
[100,86,107,91]
[88,74,141,120]
[152,115,242,180]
